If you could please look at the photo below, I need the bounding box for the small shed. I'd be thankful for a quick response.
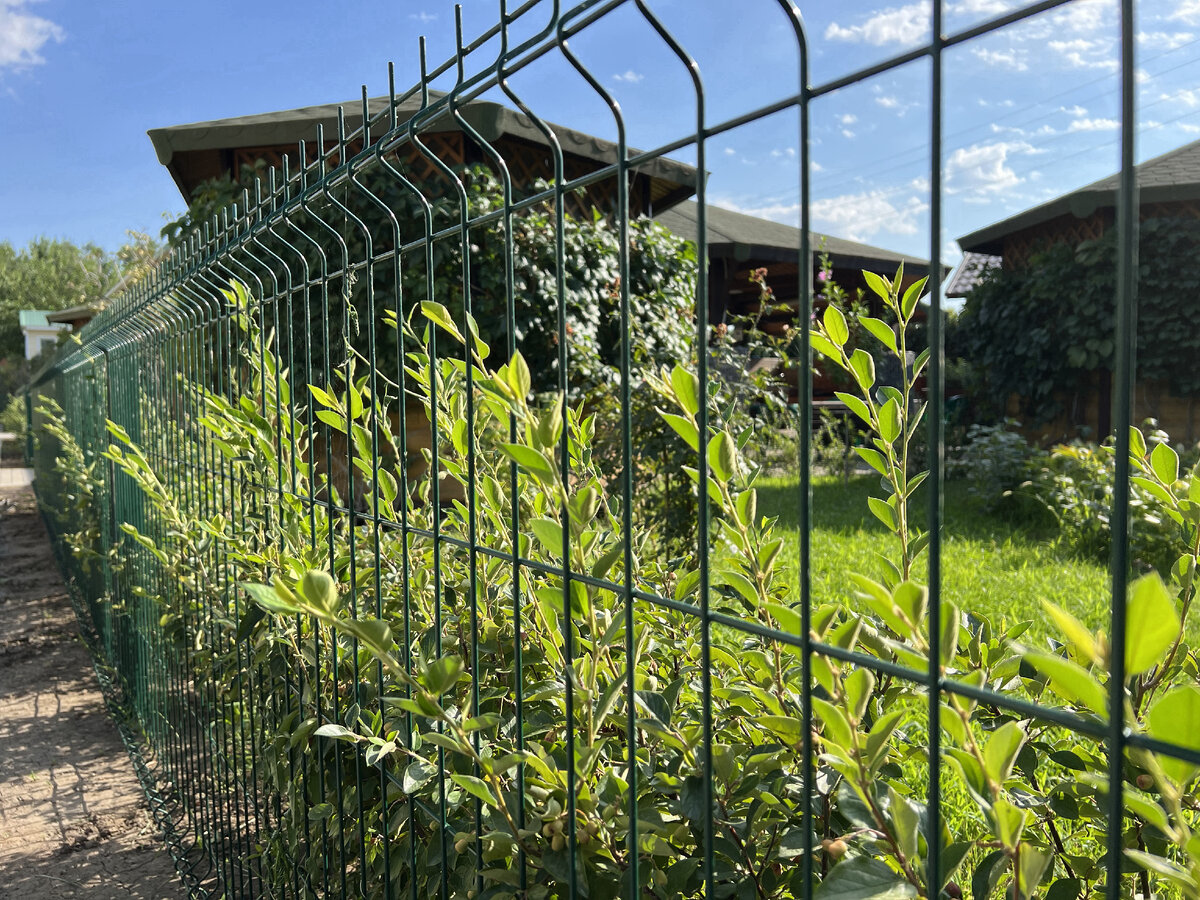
[954,137,1200,441]
[18,310,68,360]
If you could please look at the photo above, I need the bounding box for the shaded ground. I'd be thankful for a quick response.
[0,483,182,899]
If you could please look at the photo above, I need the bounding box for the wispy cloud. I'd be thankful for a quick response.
[769,147,796,159]
[408,11,436,24]
[946,140,1039,198]
[971,46,1028,71]
[1066,117,1118,131]
[825,3,928,46]
[1137,30,1194,50]
[811,189,928,242]
[613,70,644,83]
[1170,0,1200,26]
[0,0,63,70]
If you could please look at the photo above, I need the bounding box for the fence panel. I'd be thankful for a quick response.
[27,2,1191,899]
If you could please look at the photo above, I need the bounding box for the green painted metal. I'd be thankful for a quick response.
[23,1,1165,898]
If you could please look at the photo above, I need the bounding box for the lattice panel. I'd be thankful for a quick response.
[1003,210,1109,268]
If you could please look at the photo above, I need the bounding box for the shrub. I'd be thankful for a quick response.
[39,271,1200,900]
[948,419,1033,509]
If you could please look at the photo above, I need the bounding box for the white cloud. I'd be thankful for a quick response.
[810,189,928,241]
[1067,117,1118,131]
[1137,31,1194,50]
[840,113,857,125]
[0,0,63,70]
[409,11,436,24]
[1164,88,1200,108]
[825,3,928,46]
[1060,105,1088,117]
[769,147,797,159]
[1180,123,1200,133]
[946,140,1037,196]
[723,147,736,156]
[971,47,1028,71]
[1170,0,1200,25]
[841,128,856,138]
[876,95,900,109]
[613,70,643,83]
[950,0,1017,14]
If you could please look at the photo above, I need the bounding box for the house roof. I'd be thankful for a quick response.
[945,251,1002,298]
[46,304,99,325]
[655,201,934,273]
[148,90,699,210]
[958,137,1200,254]
[17,310,65,330]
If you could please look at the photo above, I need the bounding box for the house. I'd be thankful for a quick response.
[18,310,69,360]
[655,201,936,404]
[953,136,1200,441]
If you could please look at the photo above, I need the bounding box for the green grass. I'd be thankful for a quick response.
[756,474,1113,641]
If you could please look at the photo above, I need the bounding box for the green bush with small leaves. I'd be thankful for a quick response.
[40,269,1200,900]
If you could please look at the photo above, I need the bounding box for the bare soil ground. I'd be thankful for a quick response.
[0,484,182,899]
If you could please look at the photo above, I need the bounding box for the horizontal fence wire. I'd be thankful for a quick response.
[24,1,1192,899]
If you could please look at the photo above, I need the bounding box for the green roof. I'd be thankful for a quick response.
[18,309,55,329]
[654,201,933,273]
[958,137,1200,254]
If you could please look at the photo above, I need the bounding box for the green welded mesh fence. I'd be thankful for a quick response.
[25,1,1200,899]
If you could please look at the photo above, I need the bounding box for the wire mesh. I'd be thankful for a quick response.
[25,2,1192,899]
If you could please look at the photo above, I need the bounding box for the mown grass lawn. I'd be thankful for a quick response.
[755,474,1114,641]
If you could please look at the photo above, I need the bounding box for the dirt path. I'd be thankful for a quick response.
[0,484,182,899]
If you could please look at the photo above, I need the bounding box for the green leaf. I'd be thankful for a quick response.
[861,270,893,304]
[888,784,920,861]
[309,383,339,410]
[814,855,917,900]
[315,723,361,742]
[867,496,897,532]
[1126,572,1180,677]
[1041,601,1097,664]
[983,721,1025,786]
[531,518,565,558]
[345,618,393,652]
[450,773,499,807]
[811,332,846,363]
[1151,441,1179,485]
[1024,650,1107,716]
[900,276,927,320]
[878,398,901,445]
[658,410,699,451]
[420,301,466,343]
[1015,846,1050,900]
[859,316,897,352]
[300,570,339,614]
[670,365,700,417]
[243,582,301,616]
[835,391,874,427]
[824,305,850,346]
[507,351,532,399]
[708,431,736,483]
[757,715,803,743]
[422,655,464,695]
[1125,850,1199,892]
[849,349,875,392]
[1129,426,1147,460]
[499,443,557,484]
[1147,686,1200,786]
[856,447,888,476]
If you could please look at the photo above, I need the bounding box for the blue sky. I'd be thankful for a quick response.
[1,0,1198,273]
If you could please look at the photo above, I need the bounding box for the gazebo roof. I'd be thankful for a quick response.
[148,90,699,211]
[655,201,934,273]
[958,137,1200,255]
